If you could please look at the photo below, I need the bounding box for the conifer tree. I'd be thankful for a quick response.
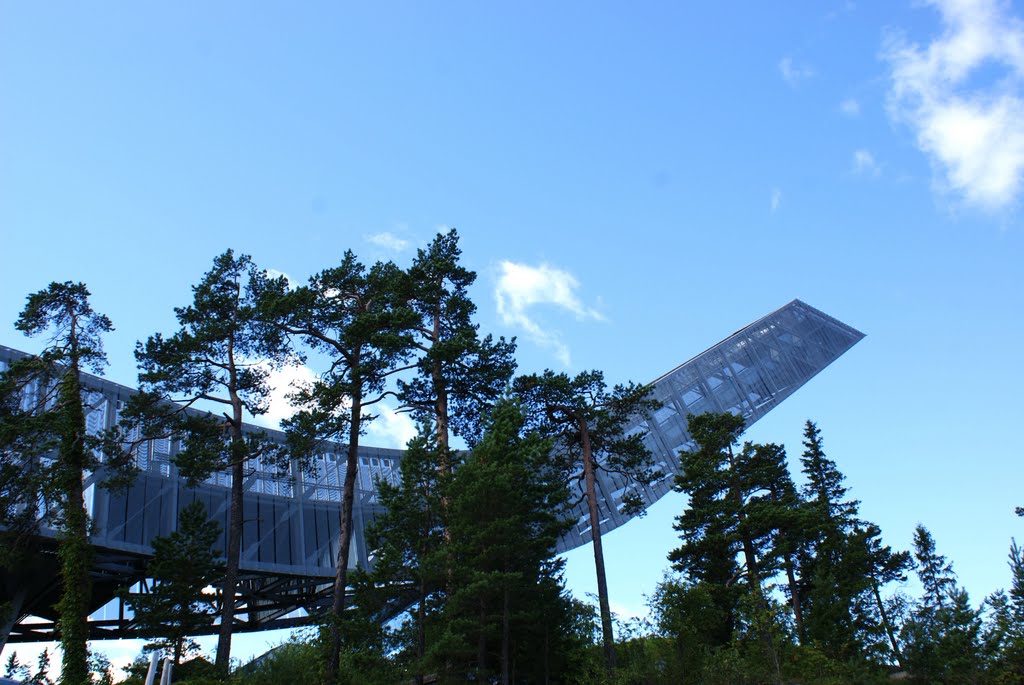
[123,500,220,665]
[797,421,910,665]
[398,229,516,462]
[800,420,859,529]
[439,400,572,684]
[261,251,415,683]
[983,539,1024,679]
[758,441,812,645]
[130,251,298,674]
[359,429,447,685]
[0,361,49,651]
[670,412,783,685]
[4,282,115,685]
[860,524,912,667]
[514,369,660,677]
[902,524,982,682]
[393,229,517,665]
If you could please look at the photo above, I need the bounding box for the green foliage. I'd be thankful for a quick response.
[264,250,416,682]
[435,400,582,683]
[357,428,447,682]
[983,539,1024,681]
[902,525,983,683]
[272,250,416,455]
[4,648,56,685]
[666,415,917,683]
[129,250,299,672]
[6,282,119,685]
[236,643,320,685]
[648,577,734,682]
[795,421,912,666]
[514,368,661,676]
[123,501,221,664]
[398,228,517,451]
[514,370,663,516]
[671,412,790,683]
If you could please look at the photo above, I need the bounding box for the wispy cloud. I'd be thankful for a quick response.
[883,0,1024,210]
[770,188,782,212]
[779,57,816,87]
[265,268,295,290]
[252,363,317,430]
[840,98,861,117]
[365,231,410,252]
[852,148,881,175]
[365,403,419,449]
[494,261,604,366]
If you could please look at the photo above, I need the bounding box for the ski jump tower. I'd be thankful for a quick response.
[0,299,863,642]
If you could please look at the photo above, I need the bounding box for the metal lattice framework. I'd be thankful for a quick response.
[0,298,863,642]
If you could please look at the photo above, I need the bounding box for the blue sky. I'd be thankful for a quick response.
[2,0,1023,674]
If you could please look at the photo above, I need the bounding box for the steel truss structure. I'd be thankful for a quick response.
[0,299,863,642]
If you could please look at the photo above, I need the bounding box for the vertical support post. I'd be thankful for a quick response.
[159,657,173,685]
[143,652,159,685]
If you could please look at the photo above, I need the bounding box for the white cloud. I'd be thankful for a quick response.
[770,187,782,212]
[251,361,416,447]
[252,363,317,430]
[779,57,816,87]
[365,231,410,252]
[364,403,419,449]
[494,261,604,366]
[852,148,881,175]
[265,268,295,290]
[883,0,1024,209]
[840,98,861,116]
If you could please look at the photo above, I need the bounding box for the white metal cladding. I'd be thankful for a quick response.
[0,298,863,578]
[555,299,865,551]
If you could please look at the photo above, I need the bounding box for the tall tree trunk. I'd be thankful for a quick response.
[478,597,488,681]
[215,424,245,674]
[430,308,450,460]
[729,448,781,685]
[58,361,92,685]
[740,537,782,685]
[501,588,510,685]
[873,580,905,670]
[325,387,363,685]
[216,340,246,676]
[415,577,426,685]
[579,420,616,676]
[784,550,805,644]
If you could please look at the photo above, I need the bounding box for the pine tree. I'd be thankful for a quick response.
[912,524,957,612]
[129,251,298,674]
[398,228,517,461]
[758,441,813,645]
[668,419,742,651]
[514,369,660,677]
[797,419,859,655]
[262,251,416,683]
[800,421,859,530]
[669,412,784,685]
[0,360,50,651]
[902,524,982,682]
[797,421,910,666]
[438,400,573,684]
[123,500,220,665]
[4,282,116,685]
[359,429,447,685]
[983,539,1024,679]
[390,230,517,676]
